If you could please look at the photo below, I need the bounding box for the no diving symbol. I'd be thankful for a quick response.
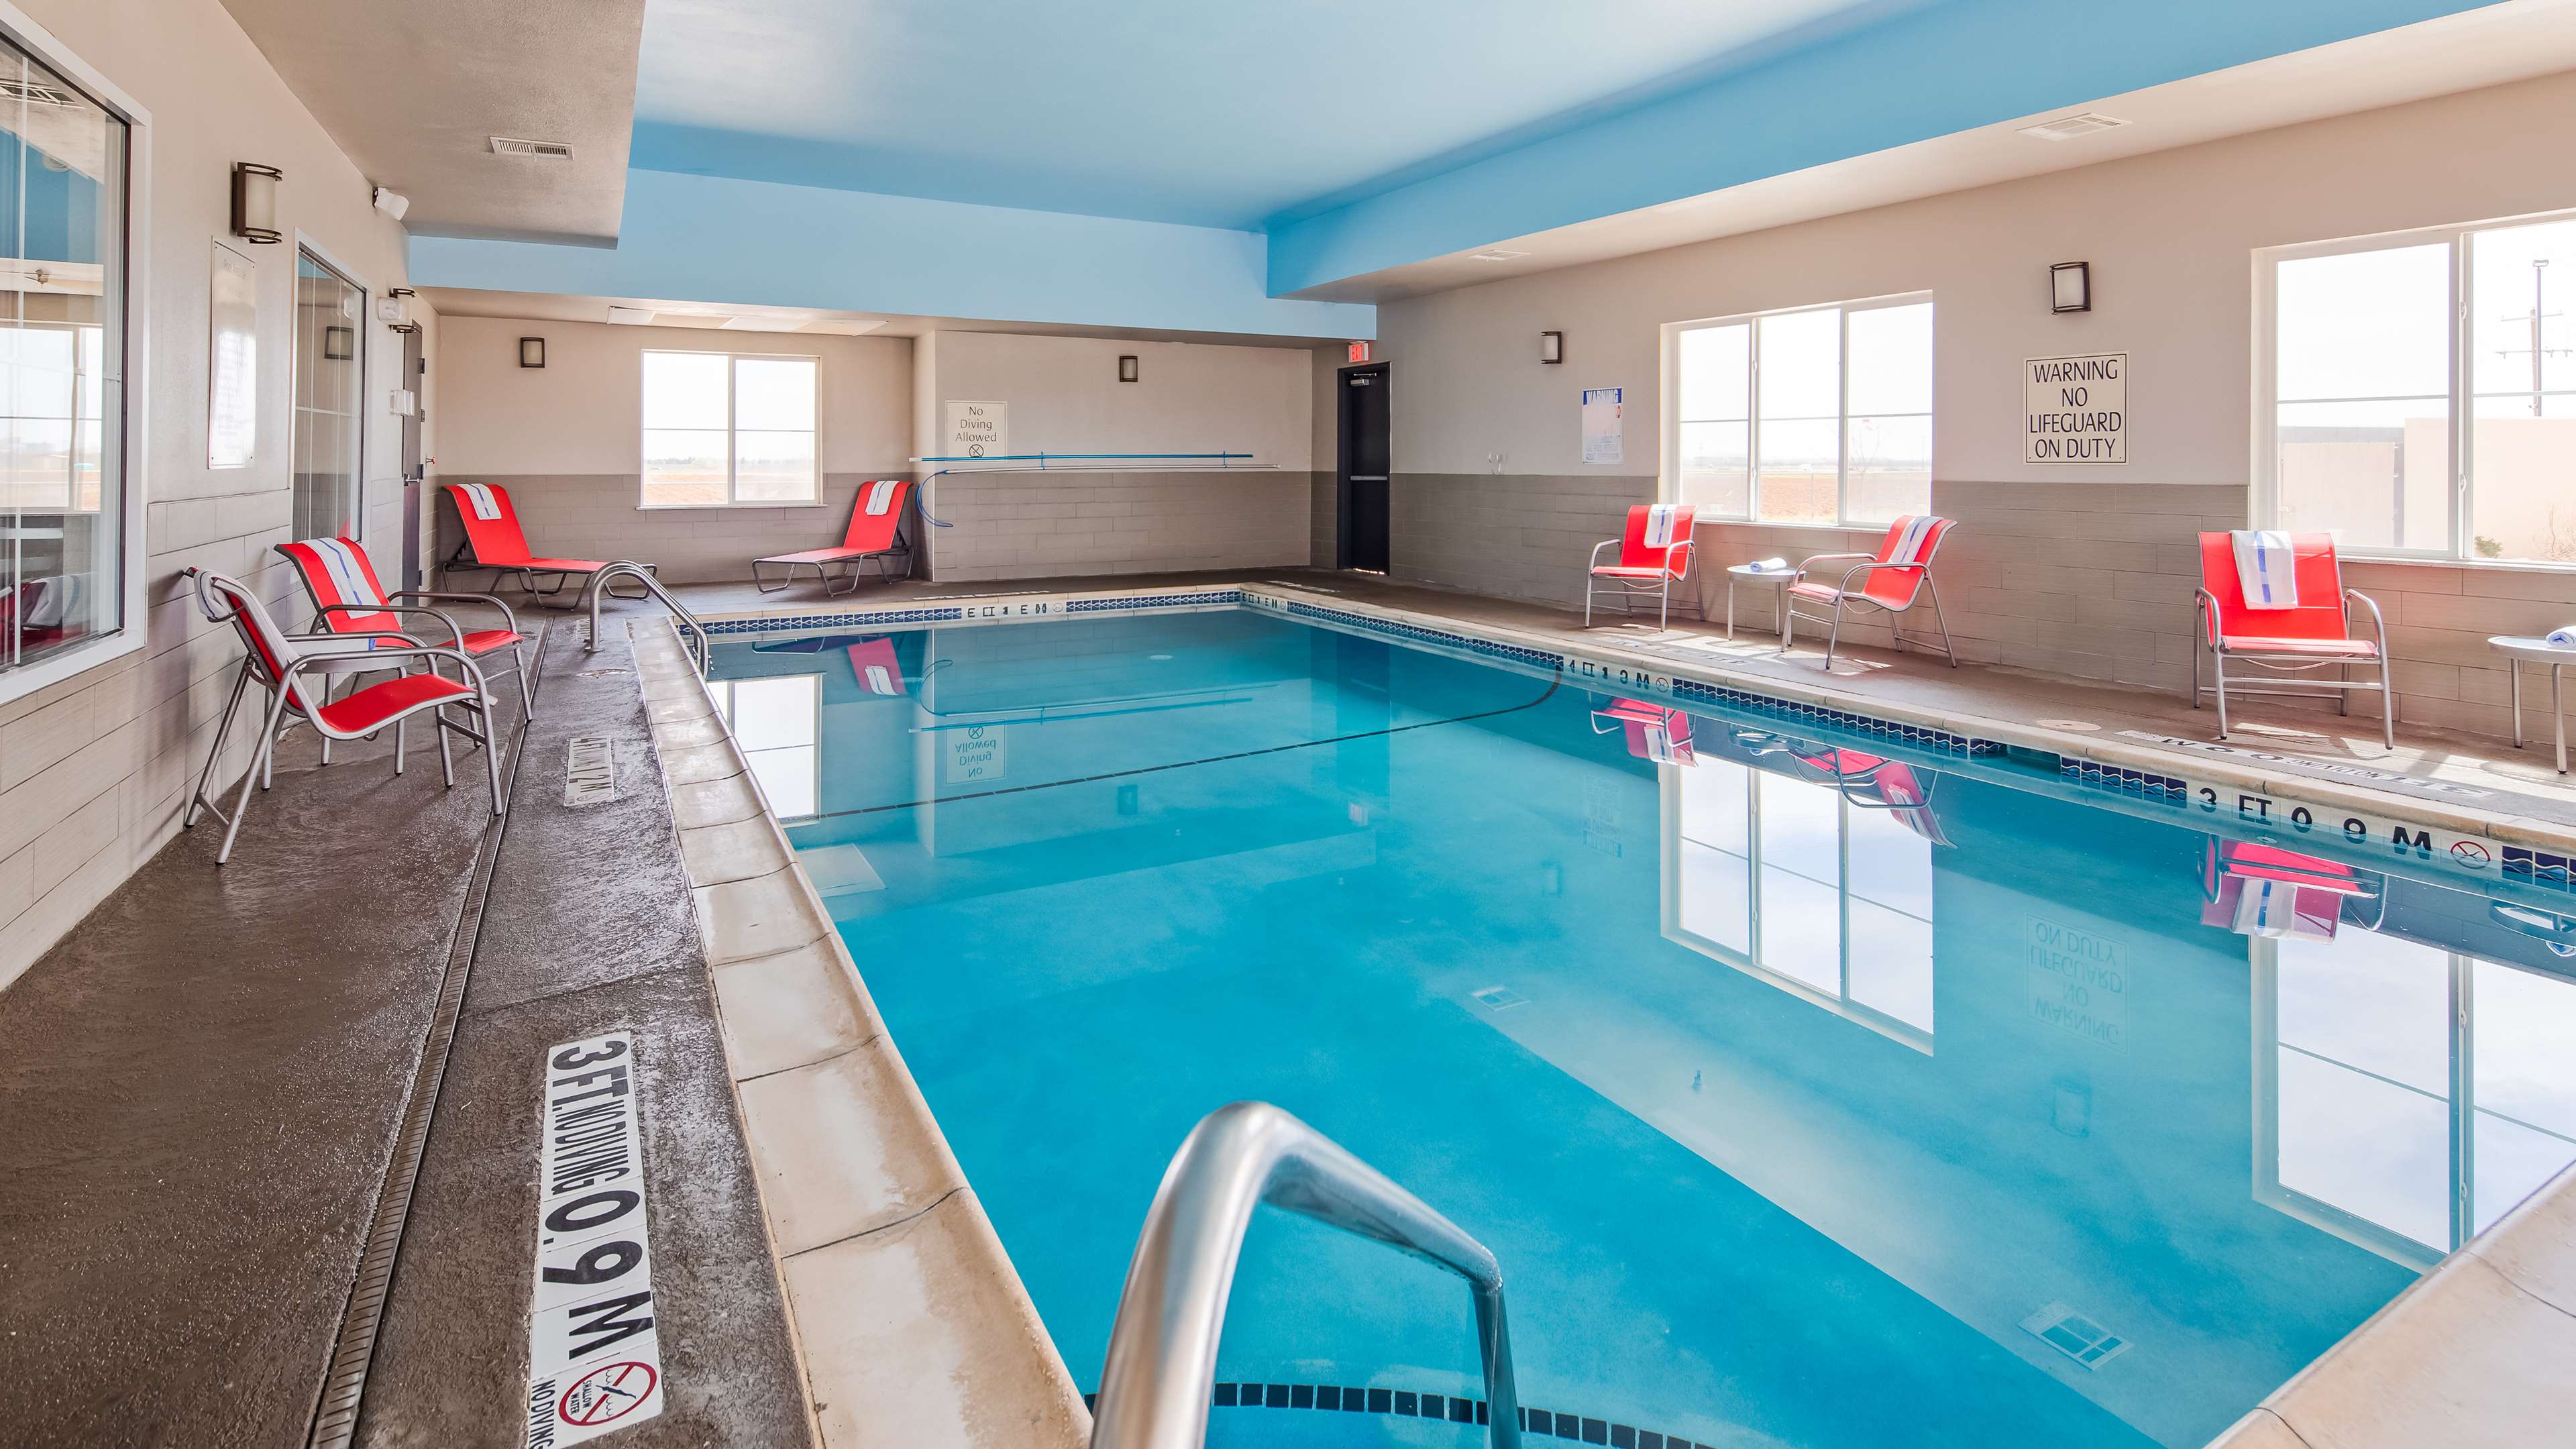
[2453,840,2493,866]
[559,1361,657,1428]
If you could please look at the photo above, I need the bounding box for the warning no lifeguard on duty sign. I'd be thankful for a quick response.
[2025,352,2125,464]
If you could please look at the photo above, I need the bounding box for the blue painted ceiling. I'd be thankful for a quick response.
[630,0,1914,230]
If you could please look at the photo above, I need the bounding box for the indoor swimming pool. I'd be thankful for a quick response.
[706,606,2576,1449]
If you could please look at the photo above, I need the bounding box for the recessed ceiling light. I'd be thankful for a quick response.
[2017,113,2129,142]
[1468,249,1529,262]
[490,136,575,159]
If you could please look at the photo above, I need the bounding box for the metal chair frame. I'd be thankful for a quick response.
[2192,586,2394,749]
[1786,527,1962,672]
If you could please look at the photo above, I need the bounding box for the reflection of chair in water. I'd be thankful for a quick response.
[2491,902,2576,959]
[2199,838,2385,939]
[1731,731,1951,845]
[1591,697,1695,765]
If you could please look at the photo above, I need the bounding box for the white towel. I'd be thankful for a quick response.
[2231,530,2299,610]
[864,479,901,515]
[1742,557,1789,574]
[307,537,384,606]
[2548,626,2576,647]
[1641,504,1686,549]
[1885,515,1941,566]
[456,483,502,521]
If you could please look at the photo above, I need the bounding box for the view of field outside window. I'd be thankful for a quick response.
[290,251,364,541]
[642,351,818,506]
[0,48,126,678]
[2273,217,2576,562]
[1673,299,1931,527]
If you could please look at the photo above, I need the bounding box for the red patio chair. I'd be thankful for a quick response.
[2198,838,2383,939]
[276,535,536,732]
[1585,504,1700,627]
[182,568,503,865]
[2192,532,2391,747]
[753,480,914,595]
[441,482,653,609]
[1786,515,1960,670]
[1591,697,1696,765]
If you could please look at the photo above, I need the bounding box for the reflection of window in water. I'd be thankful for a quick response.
[1666,755,1935,1046]
[711,675,820,818]
[2258,930,2576,1265]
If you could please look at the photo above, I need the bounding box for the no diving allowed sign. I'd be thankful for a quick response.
[525,1032,664,1445]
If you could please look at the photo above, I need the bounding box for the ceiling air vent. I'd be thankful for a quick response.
[604,306,655,326]
[490,136,575,160]
[1468,248,1529,262]
[2018,113,2129,142]
[0,78,83,109]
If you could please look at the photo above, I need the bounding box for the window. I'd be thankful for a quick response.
[710,674,820,817]
[1665,753,1936,1049]
[2264,214,2576,562]
[2256,932,2576,1267]
[292,248,364,541]
[1666,295,1931,527]
[642,351,818,506]
[1,31,131,693]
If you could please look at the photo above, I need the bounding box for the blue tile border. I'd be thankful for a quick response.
[1081,1378,1713,1447]
[1065,589,1245,612]
[703,605,963,635]
[1257,594,2006,760]
[2057,755,2192,804]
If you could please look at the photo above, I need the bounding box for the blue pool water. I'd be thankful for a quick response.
[708,607,2576,1448]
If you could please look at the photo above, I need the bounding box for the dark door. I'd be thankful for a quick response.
[398,326,426,590]
[1338,362,1390,572]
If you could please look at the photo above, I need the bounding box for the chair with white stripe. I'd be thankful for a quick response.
[1785,514,1962,671]
[753,478,915,595]
[1585,504,1701,628]
[182,568,504,865]
[277,535,536,733]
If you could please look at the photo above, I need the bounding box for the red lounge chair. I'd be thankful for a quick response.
[441,482,651,609]
[1591,697,1695,764]
[182,568,503,865]
[2192,531,2391,747]
[1786,515,1961,670]
[277,535,537,731]
[753,480,914,595]
[1585,504,1700,627]
[847,637,907,696]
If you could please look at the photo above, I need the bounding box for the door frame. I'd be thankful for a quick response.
[1336,360,1390,571]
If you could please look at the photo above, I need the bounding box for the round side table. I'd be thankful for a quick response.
[1726,565,1796,649]
[2490,635,2576,773]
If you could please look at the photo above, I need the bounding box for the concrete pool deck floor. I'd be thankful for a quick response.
[1,565,2571,1447]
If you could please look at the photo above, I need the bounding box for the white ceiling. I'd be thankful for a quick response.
[217,0,648,244]
[1303,0,2576,302]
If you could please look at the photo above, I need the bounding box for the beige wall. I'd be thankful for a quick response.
[2,0,423,988]
[1361,69,2576,732]
[915,330,1316,580]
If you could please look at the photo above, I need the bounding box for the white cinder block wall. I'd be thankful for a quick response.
[1355,69,2576,736]
[915,331,1316,582]
[1,0,425,989]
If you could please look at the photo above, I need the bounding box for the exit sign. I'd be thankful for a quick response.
[1347,341,1371,365]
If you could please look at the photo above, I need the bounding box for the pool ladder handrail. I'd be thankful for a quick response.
[1089,1102,1522,1449]
[584,560,709,674]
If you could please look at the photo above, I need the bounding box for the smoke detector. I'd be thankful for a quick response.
[2017,113,2129,142]
[490,136,575,160]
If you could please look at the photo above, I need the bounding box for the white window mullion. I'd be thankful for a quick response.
[726,356,741,506]
[2452,233,2471,561]
[1835,307,1853,528]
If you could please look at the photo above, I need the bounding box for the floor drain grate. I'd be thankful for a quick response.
[2021,1303,2130,1369]
[564,737,618,806]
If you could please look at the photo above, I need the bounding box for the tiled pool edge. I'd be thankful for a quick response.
[629,620,1091,1449]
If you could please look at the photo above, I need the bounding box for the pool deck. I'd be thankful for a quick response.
[0,564,2569,1447]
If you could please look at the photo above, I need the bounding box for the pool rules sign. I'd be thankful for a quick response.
[2025,353,2125,464]
[525,1033,665,1445]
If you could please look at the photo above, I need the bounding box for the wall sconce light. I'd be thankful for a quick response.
[519,336,545,368]
[231,162,283,244]
[323,325,354,362]
[2050,261,2091,314]
[1118,354,1138,383]
[1539,330,1564,364]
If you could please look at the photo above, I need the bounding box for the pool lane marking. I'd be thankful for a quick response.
[794,672,1565,822]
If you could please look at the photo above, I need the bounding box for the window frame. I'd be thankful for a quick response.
[1658,290,1934,528]
[637,348,822,510]
[2256,207,2576,567]
[288,234,368,543]
[0,1,150,708]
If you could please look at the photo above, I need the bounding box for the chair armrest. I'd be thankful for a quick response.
[1790,550,1872,586]
[392,588,522,641]
[2196,588,2222,648]
[1587,539,1619,570]
[1665,537,1696,580]
[317,599,469,647]
[2343,588,2389,651]
[287,643,487,692]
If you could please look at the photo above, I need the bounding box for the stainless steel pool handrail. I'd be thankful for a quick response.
[584,561,708,674]
[1090,1102,1521,1449]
